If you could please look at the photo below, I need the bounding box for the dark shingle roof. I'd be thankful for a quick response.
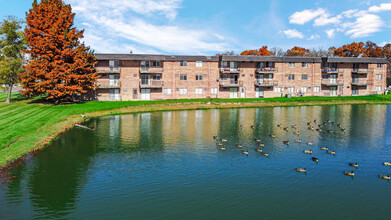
[95,54,219,61]
[164,55,219,61]
[327,57,388,64]
[221,55,322,63]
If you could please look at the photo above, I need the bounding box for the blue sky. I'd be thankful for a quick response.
[1,0,391,55]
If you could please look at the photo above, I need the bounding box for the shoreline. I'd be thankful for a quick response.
[1,98,391,173]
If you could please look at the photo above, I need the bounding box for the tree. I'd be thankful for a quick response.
[240,46,271,56]
[286,46,310,57]
[383,43,391,78]
[334,42,366,57]
[21,0,98,103]
[269,47,285,57]
[363,41,384,57]
[216,50,236,56]
[0,16,26,104]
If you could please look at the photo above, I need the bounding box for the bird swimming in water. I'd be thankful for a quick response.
[303,149,312,154]
[312,157,319,162]
[296,168,307,173]
[349,162,358,168]
[344,171,355,176]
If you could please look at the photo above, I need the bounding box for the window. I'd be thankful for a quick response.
[180,88,187,94]
[274,87,281,93]
[211,88,218,94]
[314,86,320,93]
[353,63,359,70]
[221,74,228,80]
[164,88,172,95]
[180,61,188,66]
[376,86,382,92]
[302,74,308,80]
[288,87,295,93]
[180,74,187,80]
[377,74,382,80]
[196,88,203,95]
[221,61,228,68]
[330,63,337,69]
[133,89,138,95]
[266,74,273,79]
[301,87,307,93]
[140,60,149,67]
[196,61,203,67]
[196,74,203,81]
[266,62,274,68]
[289,62,295,68]
[230,62,238,69]
[258,62,265,68]
[109,60,119,71]
[288,74,295,80]
[152,61,161,67]
[302,62,308,68]
[152,74,161,80]
[377,63,383,68]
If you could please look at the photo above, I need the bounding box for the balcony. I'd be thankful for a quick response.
[352,69,374,74]
[220,67,240,73]
[140,80,163,88]
[321,79,344,86]
[322,68,343,73]
[219,80,243,87]
[255,79,278,87]
[256,67,277,73]
[140,66,164,73]
[351,79,372,86]
[97,81,121,89]
[97,67,120,74]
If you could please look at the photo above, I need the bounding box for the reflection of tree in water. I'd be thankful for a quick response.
[26,128,99,219]
[137,112,164,151]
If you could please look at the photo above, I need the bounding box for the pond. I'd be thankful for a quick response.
[1,105,391,219]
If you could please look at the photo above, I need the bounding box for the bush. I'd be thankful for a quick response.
[387,77,391,87]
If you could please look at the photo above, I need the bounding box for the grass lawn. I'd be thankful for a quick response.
[1,92,391,167]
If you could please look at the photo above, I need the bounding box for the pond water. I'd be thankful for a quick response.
[1,105,391,219]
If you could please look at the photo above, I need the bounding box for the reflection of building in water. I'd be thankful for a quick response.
[119,114,141,146]
[109,115,121,145]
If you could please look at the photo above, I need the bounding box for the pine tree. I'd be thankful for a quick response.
[21,0,98,103]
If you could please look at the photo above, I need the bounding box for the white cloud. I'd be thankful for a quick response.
[214,34,225,40]
[314,14,342,26]
[344,14,383,38]
[289,8,325,25]
[308,34,320,40]
[369,3,391,13]
[326,29,335,39]
[380,41,390,47]
[283,29,304,39]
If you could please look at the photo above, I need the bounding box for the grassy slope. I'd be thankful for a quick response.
[1,92,391,167]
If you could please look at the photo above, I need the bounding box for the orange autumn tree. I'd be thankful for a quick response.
[240,46,271,56]
[334,42,366,57]
[286,46,310,56]
[21,0,98,103]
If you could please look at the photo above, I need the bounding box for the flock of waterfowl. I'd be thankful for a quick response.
[213,119,391,181]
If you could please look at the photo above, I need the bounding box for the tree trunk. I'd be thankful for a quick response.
[5,84,13,104]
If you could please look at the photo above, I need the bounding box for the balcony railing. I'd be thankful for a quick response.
[96,67,120,74]
[255,79,278,87]
[321,79,344,86]
[351,79,372,85]
[322,68,343,73]
[220,67,240,73]
[219,80,243,87]
[256,67,276,73]
[97,81,121,89]
[140,66,164,73]
[140,80,163,88]
[352,68,374,74]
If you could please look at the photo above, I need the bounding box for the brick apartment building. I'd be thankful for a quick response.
[94,54,388,101]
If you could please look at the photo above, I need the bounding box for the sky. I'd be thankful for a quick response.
[1,0,391,55]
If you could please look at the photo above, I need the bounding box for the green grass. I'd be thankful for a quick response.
[1,92,391,167]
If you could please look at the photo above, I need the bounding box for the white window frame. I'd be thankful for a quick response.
[196,61,203,67]
[377,74,382,80]
[196,74,203,81]
[289,62,295,68]
[301,87,308,93]
[164,88,172,95]
[288,87,294,93]
[221,61,228,68]
[376,86,382,92]
[302,74,308,80]
[377,63,383,68]
[314,86,320,93]
[180,74,187,81]
[180,88,187,95]
[274,87,281,93]
[195,88,203,95]
[180,61,188,67]
[288,74,295,80]
[221,74,228,80]
[152,61,161,67]
[211,87,218,94]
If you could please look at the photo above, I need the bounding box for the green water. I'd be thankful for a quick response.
[1,105,391,219]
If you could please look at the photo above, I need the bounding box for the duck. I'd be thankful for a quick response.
[218,146,226,151]
[236,144,243,148]
[344,171,355,176]
[241,150,249,155]
[312,157,319,162]
[269,134,276,138]
[216,143,223,146]
[327,150,336,155]
[296,168,307,173]
[379,175,391,180]
[255,148,263,152]
[254,138,261,142]
[303,149,312,154]
[283,140,290,145]
[261,152,269,157]
[320,146,328,151]
[349,162,358,168]
[307,142,314,146]
[383,162,391,166]
[221,139,228,142]
[295,139,302,143]
[258,143,265,147]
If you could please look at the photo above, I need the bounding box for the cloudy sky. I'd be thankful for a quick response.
[1,0,391,55]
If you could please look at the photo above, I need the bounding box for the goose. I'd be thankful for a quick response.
[291,124,297,128]
[313,119,317,124]
[307,142,314,146]
[269,134,275,138]
[283,140,290,145]
[344,171,355,176]
[327,150,336,155]
[295,139,302,143]
[236,144,243,148]
[327,119,331,123]
[218,146,226,151]
[331,122,336,125]
[213,136,218,140]
[221,139,228,142]
[216,143,223,146]
[327,130,333,133]
[255,148,263,152]
[383,162,391,166]
[316,128,322,132]
[277,124,282,127]
[258,143,265,147]
[337,124,342,127]
[320,146,328,151]
[294,131,300,135]
[254,138,261,142]
[379,175,391,180]
[81,114,87,118]
[303,149,312,154]
[312,157,319,162]
[349,162,358,168]
[283,127,289,132]
[296,168,307,173]
[341,128,346,132]
[261,152,269,157]
[251,125,255,129]
[241,150,249,155]
[307,122,311,125]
